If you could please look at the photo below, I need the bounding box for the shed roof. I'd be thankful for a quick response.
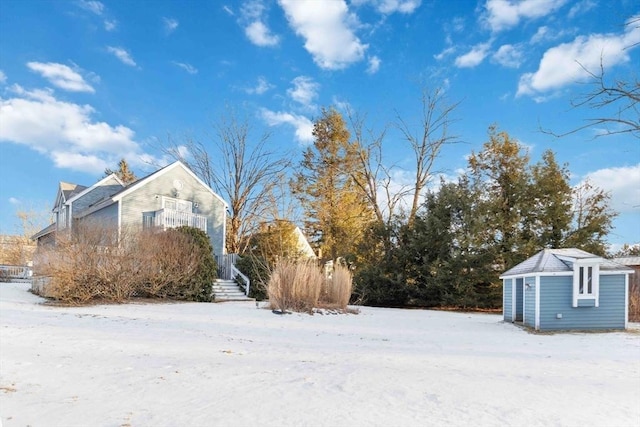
[501,248,633,277]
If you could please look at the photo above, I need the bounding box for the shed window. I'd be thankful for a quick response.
[578,266,595,296]
[573,263,599,307]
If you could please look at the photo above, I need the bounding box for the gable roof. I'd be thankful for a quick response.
[501,248,633,278]
[65,174,125,205]
[53,182,87,212]
[75,161,227,218]
[111,160,227,207]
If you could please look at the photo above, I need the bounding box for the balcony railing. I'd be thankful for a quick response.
[151,208,207,233]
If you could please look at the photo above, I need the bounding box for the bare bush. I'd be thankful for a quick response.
[268,259,323,313]
[321,263,353,309]
[35,222,136,304]
[630,280,640,323]
[134,229,203,299]
[35,222,214,304]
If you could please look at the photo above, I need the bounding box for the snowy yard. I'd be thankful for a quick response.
[1,282,639,427]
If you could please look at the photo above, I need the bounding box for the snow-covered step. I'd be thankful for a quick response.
[212,279,254,302]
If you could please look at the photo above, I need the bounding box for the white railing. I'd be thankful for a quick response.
[0,264,33,281]
[216,254,251,296]
[154,208,207,233]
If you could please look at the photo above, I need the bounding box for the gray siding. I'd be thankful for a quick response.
[72,176,123,215]
[83,202,118,228]
[503,278,513,321]
[539,275,626,330]
[119,166,226,256]
[523,276,536,328]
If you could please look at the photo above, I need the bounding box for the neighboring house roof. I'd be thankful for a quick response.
[293,226,316,258]
[613,256,640,267]
[501,248,633,277]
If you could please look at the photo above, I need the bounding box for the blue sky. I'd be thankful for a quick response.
[0,0,638,249]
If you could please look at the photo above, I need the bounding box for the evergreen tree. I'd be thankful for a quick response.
[104,158,137,184]
[404,177,499,308]
[565,179,616,256]
[468,125,531,270]
[294,107,373,262]
[528,150,573,249]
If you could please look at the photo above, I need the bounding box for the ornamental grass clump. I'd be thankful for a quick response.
[267,259,354,313]
[321,263,353,309]
[268,259,323,313]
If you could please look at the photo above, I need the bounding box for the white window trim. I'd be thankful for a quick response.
[511,278,516,323]
[572,261,599,308]
[535,275,540,330]
[161,196,192,212]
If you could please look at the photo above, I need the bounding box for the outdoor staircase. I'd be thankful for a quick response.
[212,279,254,302]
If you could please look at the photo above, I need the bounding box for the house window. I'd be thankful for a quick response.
[58,206,67,230]
[162,196,192,212]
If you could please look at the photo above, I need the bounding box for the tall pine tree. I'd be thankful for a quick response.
[294,108,373,262]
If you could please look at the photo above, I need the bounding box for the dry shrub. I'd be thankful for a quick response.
[134,228,203,299]
[35,222,213,304]
[321,263,353,309]
[36,222,136,303]
[268,259,323,312]
[630,279,640,322]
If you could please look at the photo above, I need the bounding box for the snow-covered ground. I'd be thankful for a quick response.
[1,282,639,427]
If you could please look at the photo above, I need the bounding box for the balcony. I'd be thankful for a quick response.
[146,208,207,233]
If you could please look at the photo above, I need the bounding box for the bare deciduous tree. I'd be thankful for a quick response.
[395,87,461,224]
[164,109,290,254]
[542,18,639,139]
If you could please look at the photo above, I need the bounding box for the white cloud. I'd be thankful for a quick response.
[104,19,117,31]
[240,1,280,47]
[0,85,142,173]
[434,46,456,61]
[352,0,421,14]
[223,5,234,16]
[278,0,367,70]
[0,70,6,84]
[287,76,319,108]
[106,46,137,67]
[8,197,21,205]
[172,61,198,74]
[454,42,491,68]
[27,62,94,93]
[260,108,314,144]
[245,76,273,95]
[492,44,523,68]
[568,0,596,18]
[367,55,381,74]
[163,17,179,34]
[245,21,280,46]
[77,0,104,15]
[581,164,640,214]
[483,0,568,32]
[530,26,549,44]
[517,21,640,96]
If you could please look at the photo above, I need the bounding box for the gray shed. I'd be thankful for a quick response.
[500,248,634,331]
